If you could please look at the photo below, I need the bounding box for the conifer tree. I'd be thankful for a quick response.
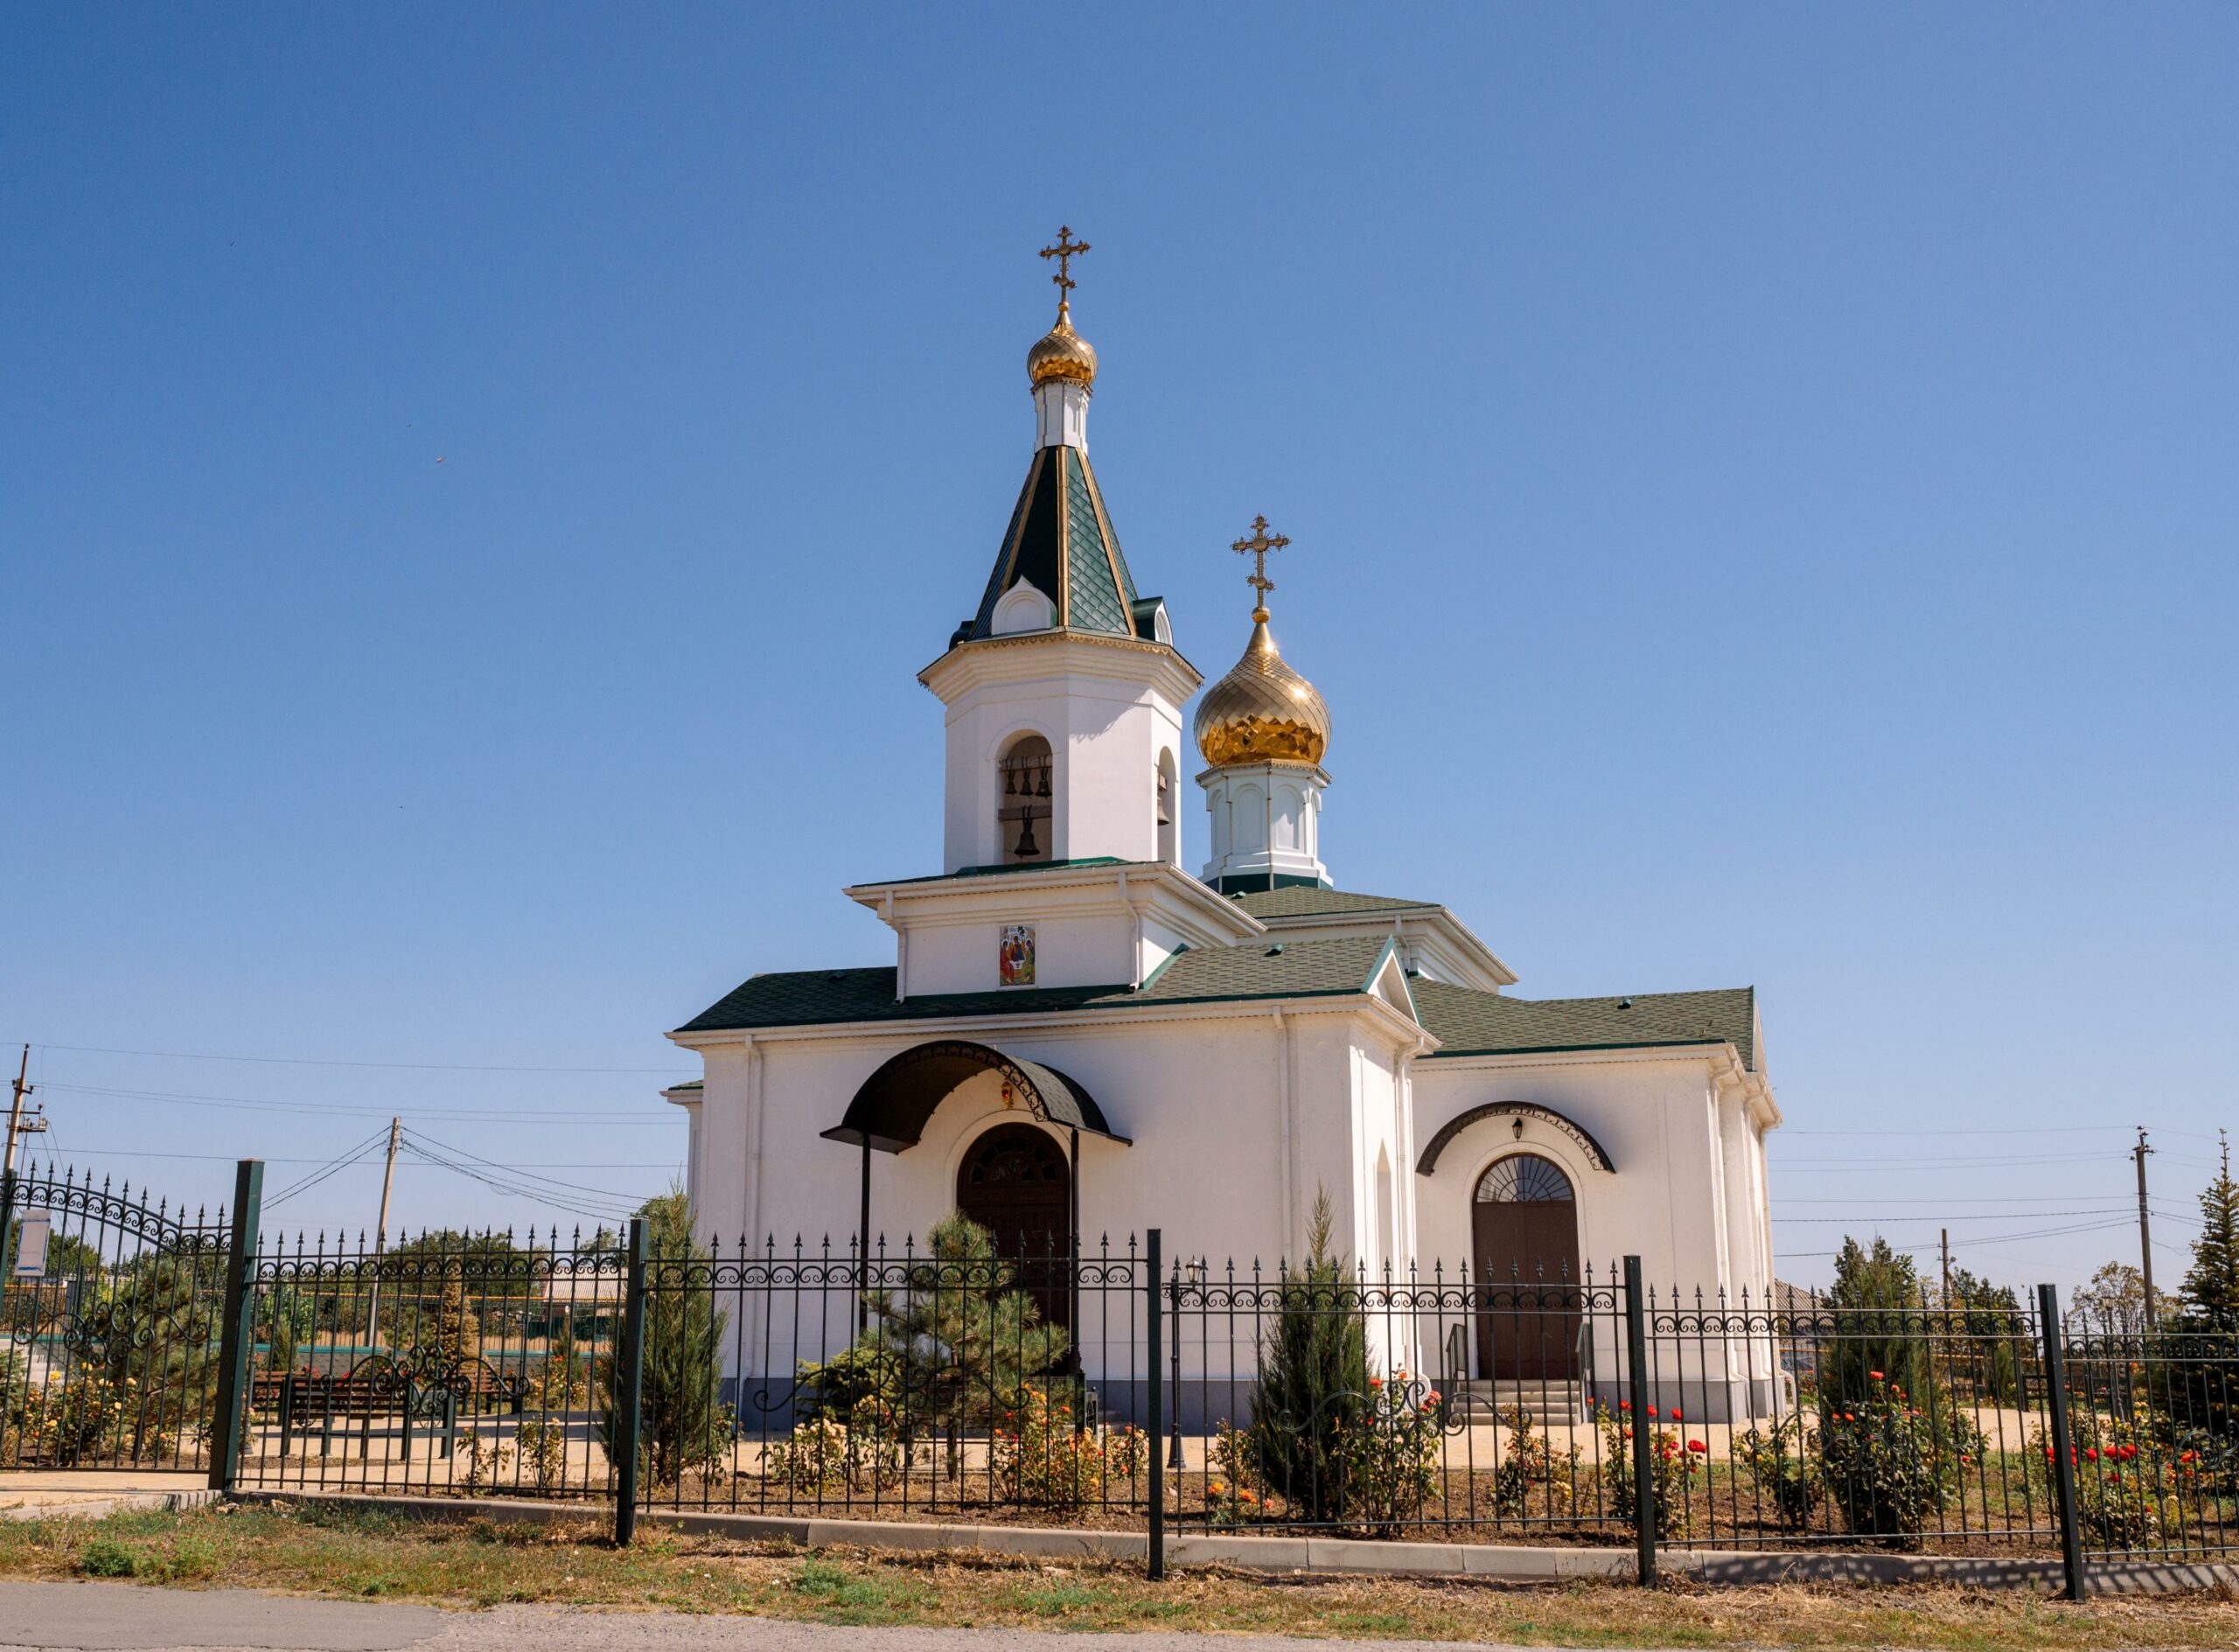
[834,1212,1064,1477]
[596,1188,730,1488]
[2180,1133,2239,1334]
[1824,1236,1933,1408]
[1248,1188,1369,1522]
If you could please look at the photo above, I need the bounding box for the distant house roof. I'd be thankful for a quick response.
[1410,979,1757,1071]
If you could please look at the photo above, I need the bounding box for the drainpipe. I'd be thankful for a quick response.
[1274,1006,1294,1262]
[1116,868,1143,988]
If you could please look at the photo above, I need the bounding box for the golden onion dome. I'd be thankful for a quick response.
[1027,303,1099,388]
[1194,608,1331,767]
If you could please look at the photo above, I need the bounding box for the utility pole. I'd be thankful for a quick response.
[2134,1127,2158,1329]
[364,1118,402,1349]
[4,1045,31,1178]
[1940,1228,1952,1307]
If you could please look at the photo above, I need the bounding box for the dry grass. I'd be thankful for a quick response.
[0,1502,2232,1648]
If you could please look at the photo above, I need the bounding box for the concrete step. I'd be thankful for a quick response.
[1446,1380,1585,1426]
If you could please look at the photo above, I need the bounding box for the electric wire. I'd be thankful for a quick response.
[263,1128,393,1210]
[38,1081,670,1123]
[401,1126,655,1203]
[17,1041,694,1075]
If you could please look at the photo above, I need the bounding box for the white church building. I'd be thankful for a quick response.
[665,246,1782,1399]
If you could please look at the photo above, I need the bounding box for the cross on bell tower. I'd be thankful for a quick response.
[1038,226,1091,317]
[1231,514,1291,621]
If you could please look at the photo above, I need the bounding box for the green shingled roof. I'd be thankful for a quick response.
[961,445,1140,643]
[1237,888,1440,920]
[1411,979,1758,1070]
[674,934,1399,1035]
[676,935,1754,1072]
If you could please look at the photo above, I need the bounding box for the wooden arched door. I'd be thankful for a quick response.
[957,1123,1071,1327]
[1472,1153,1581,1380]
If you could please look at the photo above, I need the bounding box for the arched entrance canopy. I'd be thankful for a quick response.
[820,1039,1130,1154]
[1415,1101,1614,1177]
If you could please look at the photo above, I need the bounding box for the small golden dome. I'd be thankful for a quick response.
[1194,610,1331,767]
[1027,304,1099,388]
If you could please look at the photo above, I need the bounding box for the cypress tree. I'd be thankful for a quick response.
[1248,1188,1369,1522]
[2180,1133,2239,1334]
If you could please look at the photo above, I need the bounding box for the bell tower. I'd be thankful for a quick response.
[920,230,1199,875]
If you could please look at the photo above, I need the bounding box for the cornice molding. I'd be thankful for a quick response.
[919,630,1203,705]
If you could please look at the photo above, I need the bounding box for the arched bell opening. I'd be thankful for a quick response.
[1472,1152,1582,1382]
[997,732,1054,864]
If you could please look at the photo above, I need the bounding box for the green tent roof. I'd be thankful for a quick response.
[957,445,1144,644]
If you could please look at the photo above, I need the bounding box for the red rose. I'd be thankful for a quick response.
[1867,1370,1884,1382]
[1687,1439,1707,1453]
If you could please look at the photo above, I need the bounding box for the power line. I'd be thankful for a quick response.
[20,1041,694,1075]
[1784,1125,2133,1137]
[1775,1216,2135,1259]
[1774,1209,2129,1223]
[38,1081,672,1123]
[265,1128,392,1209]
[394,1138,641,1223]
[1775,1196,2135,1206]
[21,1147,685,1168]
[401,1127,657,1203]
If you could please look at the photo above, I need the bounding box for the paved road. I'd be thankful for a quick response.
[0,1583,1573,1652]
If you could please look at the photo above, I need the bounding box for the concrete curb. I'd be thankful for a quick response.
[2,1488,224,1523]
[225,1490,2238,1597]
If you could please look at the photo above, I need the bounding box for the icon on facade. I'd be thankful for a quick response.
[999,924,1036,987]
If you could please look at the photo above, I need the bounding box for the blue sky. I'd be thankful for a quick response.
[3,5,2232,1288]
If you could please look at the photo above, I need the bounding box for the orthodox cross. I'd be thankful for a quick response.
[1231,514,1290,612]
[1039,226,1091,306]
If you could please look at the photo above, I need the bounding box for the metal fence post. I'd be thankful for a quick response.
[2037,1283,2085,1600]
[1622,1255,1657,1588]
[612,1216,647,1546]
[208,1159,264,1492]
[1146,1227,1165,1582]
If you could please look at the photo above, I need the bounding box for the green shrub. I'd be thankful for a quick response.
[1489,1405,1580,1519]
[1591,1398,1698,1538]
[80,1538,137,1578]
[1337,1370,1443,1534]
[1734,1409,1819,1530]
[994,1384,1106,1509]
[1816,1372,1970,1546]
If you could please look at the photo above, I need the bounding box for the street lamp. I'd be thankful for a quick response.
[1168,1258,1206,1470]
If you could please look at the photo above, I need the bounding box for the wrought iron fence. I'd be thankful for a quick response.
[0,1161,233,1474]
[230,1223,627,1502]
[10,1156,2236,1591]
[636,1229,1152,1523]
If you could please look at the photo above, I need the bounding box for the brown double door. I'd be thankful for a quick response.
[956,1122,1071,1328]
[1471,1154,1581,1381]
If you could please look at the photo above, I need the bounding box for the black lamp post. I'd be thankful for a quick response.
[1167,1258,1204,1470]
